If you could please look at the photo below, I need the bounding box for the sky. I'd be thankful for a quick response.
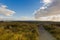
[35,0,60,21]
[0,0,60,21]
[0,0,41,20]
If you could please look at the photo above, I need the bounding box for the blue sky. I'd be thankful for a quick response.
[0,0,59,21]
[0,0,43,19]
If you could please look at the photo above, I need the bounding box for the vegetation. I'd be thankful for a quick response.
[43,23,60,40]
[0,21,60,40]
[0,21,39,40]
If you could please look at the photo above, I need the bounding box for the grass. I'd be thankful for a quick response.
[0,21,60,40]
[43,23,60,40]
[0,21,39,40]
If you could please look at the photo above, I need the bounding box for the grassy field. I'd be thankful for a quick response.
[0,21,39,40]
[0,21,60,40]
[43,23,60,40]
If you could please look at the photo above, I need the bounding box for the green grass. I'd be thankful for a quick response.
[0,21,60,40]
[43,24,60,40]
[0,22,39,40]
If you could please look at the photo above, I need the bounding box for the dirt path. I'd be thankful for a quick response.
[38,25,56,40]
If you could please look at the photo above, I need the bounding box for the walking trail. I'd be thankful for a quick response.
[38,25,56,40]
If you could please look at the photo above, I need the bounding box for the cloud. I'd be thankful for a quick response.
[35,15,60,21]
[0,4,15,16]
[0,16,4,20]
[43,0,52,4]
[34,0,60,21]
[18,16,35,21]
[48,15,60,21]
[0,16,14,21]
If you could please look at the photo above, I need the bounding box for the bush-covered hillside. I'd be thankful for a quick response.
[0,21,39,40]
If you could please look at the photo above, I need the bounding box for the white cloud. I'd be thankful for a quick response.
[34,0,60,21]
[0,16,14,21]
[0,4,15,16]
[18,16,35,21]
[0,16,4,20]
[43,0,52,4]
[35,15,60,21]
